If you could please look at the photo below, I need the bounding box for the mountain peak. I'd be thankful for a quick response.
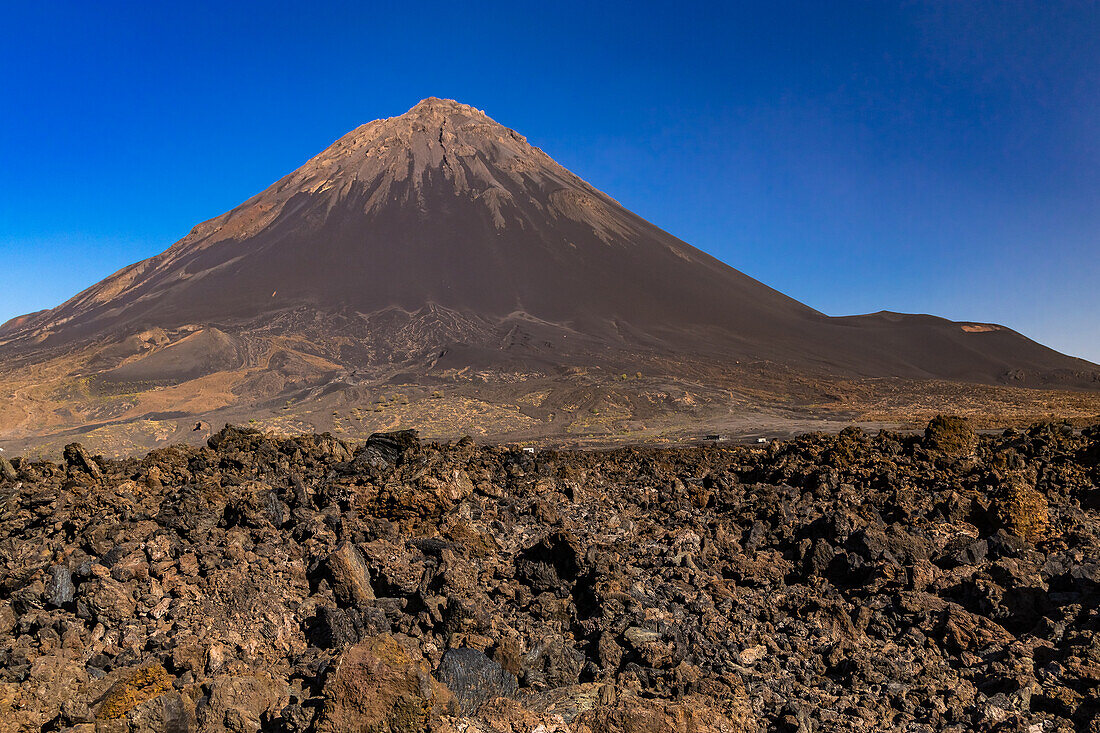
[324,96,516,171]
[403,97,487,120]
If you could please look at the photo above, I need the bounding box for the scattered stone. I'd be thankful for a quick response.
[95,664,172,720]
[63,442,104,480]
[324,541,376,606]
[437,647,518,714]
[43,566,74,607]
[0,455,17,482]
[994,473,1049,542]
[924,415,978,456]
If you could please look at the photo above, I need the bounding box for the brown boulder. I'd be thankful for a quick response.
[82,577,137,624]
[325,541,376,607]
[924,416,978,457]
[994,473,1049,542]
[95,664,172,720]
[0,456,17,482]
[315,634,454,733]
[196,674,285,733]
[63,442,104,480]
[0,655,88,732]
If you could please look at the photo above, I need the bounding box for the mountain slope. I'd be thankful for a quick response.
[3,99,821,346]
[1,98,1097,454]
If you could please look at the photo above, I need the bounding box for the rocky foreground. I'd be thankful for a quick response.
[0,419,1098,732]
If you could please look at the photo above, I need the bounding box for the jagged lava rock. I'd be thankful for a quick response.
[0,420,1096,731]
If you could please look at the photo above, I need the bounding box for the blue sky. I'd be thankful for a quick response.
[2,1,1098,362]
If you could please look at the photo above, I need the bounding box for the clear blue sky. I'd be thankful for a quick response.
[2,1,1098,362]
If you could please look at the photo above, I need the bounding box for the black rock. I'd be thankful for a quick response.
[44,566,75,607]
[279,702,313,733]
[516,532,584,594]
[436,647,518,714]
[365,430,420,464]
[936,538,988,569]
[410,537,453,558]
[310,606,359,649]
[206,424,261,451]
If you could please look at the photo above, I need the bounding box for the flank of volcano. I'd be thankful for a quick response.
[1,98,1097,455]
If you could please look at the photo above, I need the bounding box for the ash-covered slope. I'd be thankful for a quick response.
[1,98,1095,388]
[1,99,816,350]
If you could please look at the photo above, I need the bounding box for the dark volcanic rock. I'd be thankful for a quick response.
[323,541,376,607]
[0,416,1099,731]
[43,566,74,607]
[363,429,420,465]
[437,647,518,714]
[63,442,103,480]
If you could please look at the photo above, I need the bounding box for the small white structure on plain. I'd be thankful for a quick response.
[756,437,768,444]
[522,447,536,454]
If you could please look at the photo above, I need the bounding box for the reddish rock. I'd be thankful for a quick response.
[315,634,454,732]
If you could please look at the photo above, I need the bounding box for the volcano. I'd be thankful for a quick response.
[1,98,1097,454]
